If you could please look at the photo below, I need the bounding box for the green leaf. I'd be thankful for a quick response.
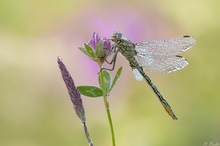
[84,43,96,59]
[79,47,86,53]
[95,41,103,58]
[77,86,103,98]
[109,66,122,92]
[79,47,89,57]
[98,70,111,93]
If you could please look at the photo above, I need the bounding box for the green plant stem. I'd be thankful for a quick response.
[83,121,93,146]
[99,65,116,146]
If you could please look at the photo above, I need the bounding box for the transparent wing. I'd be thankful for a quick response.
[132,69,143,80]
[136,55,188,73]
[135,36,196,56]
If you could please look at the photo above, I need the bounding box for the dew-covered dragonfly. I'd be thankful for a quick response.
[107,32,196,120]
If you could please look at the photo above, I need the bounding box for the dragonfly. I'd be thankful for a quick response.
[106,32,196,120]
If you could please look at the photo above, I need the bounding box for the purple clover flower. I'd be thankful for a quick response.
[89,32,112,53]
[103,37,111,52]
[88,32,101,50]
[57,57,86,122]
[88,32,112,63]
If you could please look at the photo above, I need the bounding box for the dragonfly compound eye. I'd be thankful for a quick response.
[114,32,122,39]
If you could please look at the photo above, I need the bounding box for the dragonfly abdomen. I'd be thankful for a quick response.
[137,67,178,120]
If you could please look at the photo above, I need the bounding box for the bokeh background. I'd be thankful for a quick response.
[1,0,219,145]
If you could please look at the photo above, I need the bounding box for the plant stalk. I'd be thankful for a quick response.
[99,64,116,146]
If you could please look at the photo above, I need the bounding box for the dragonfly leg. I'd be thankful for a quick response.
[98,48,119,73]
[104,45,118,64]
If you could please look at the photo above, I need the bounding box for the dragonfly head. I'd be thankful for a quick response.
[112,32,122,41]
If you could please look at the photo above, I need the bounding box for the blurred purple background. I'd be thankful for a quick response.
[1,0,220,146]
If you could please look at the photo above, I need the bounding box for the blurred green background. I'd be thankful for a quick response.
[0,0,219,145]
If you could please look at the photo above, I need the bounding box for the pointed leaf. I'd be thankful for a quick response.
[95,41,103,58]
[109,66,122,92]
[79,47,87,54]
[77,86,103,98]
[84,43,96,58]
[98,70,111,93]
[79,46,90,57]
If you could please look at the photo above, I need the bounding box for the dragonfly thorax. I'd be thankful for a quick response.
[112,32,134,49]
[111,32,139,70]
